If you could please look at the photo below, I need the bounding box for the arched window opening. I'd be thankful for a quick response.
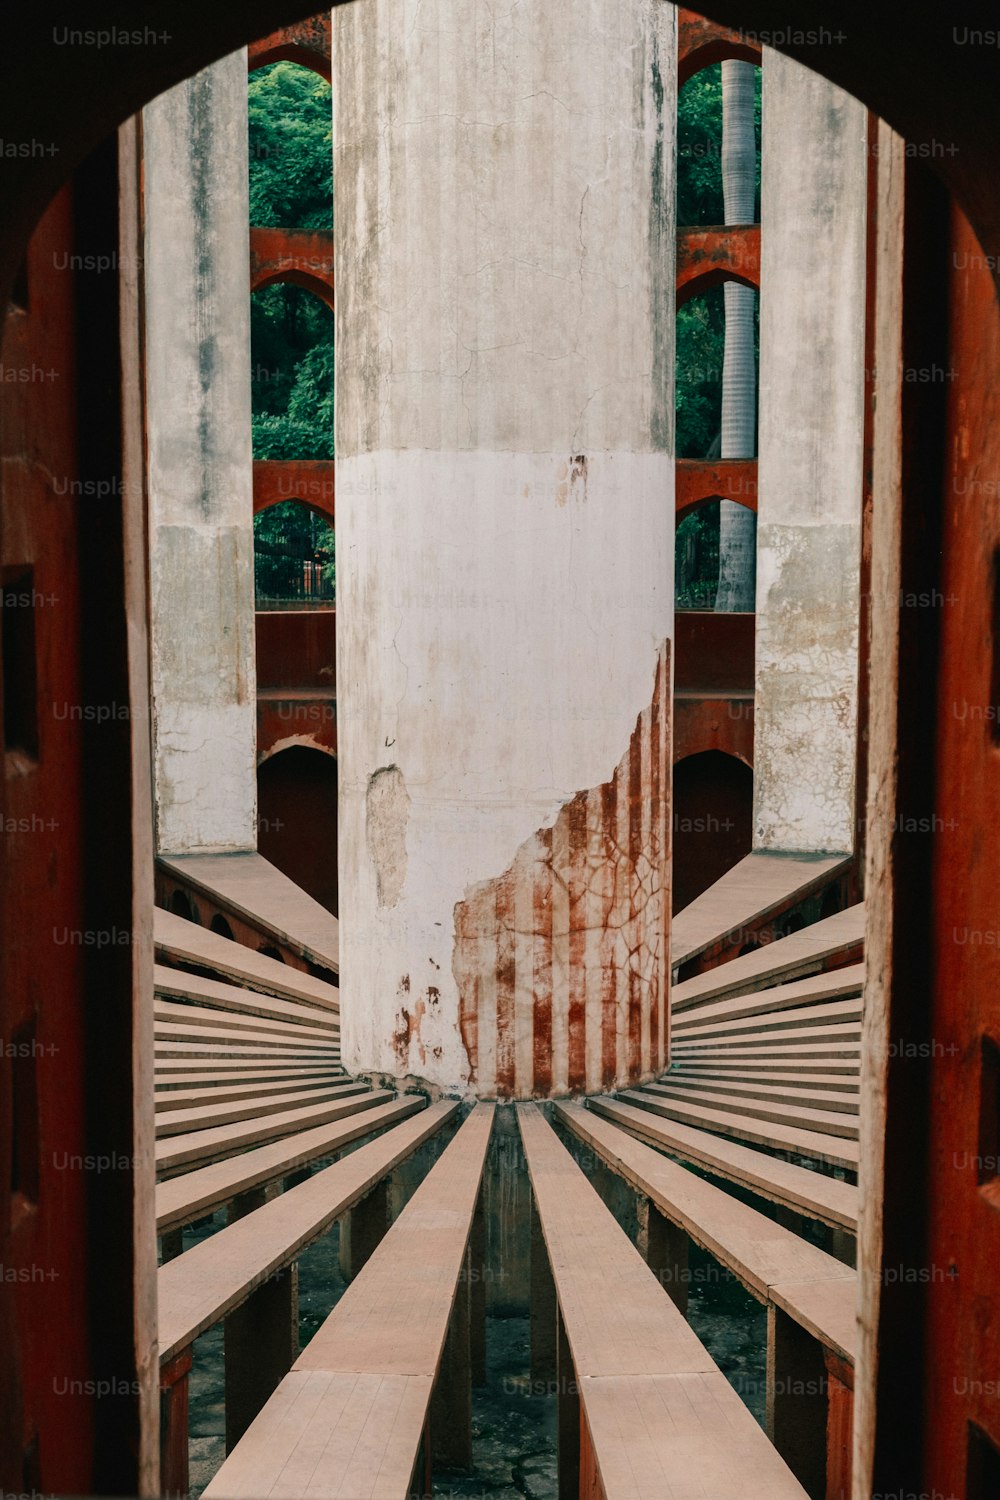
[248,62,332,231]
[676,498,720,612]
[672,750,752,914]
[169,889,200,924]
[254,500,335,609]
[259,945,286,962]
[821,883,845,920]
[676,284,760,462]
[257,746,338,916]
[251,283,333,461]
[210,913,235,941]
[677,62,761,229]
[676,283,759,612]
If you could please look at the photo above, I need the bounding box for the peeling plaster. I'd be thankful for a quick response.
[366,765,410,907]
[453,642,671,1099]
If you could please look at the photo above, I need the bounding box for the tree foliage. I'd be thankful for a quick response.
[247,62,335,461]
[248,62,333,230]
[251,284,334,460]
[676,286,725,461]
[248,62,336,595]
[254,501,335,606]
[674,66,761,606]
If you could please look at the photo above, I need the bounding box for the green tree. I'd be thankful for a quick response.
[676,64,760,228]
[676,288,725,461]
[675,64,761,610]
[254,502,335,606]
[247,62,335,462]
[251,284,334,459]
[248,62,333,230]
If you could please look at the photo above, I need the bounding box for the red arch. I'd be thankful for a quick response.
[677,225,760,304]
[678,9,762,87]
[251,267,334,315]
[677,492,755,528]
[251,266,334,310]
[249,43,331,82]
[248,17,332,83]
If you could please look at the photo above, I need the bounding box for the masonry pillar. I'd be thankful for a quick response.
[143,52,257,854]
[753,51,867,855]
[334,0,676,1097]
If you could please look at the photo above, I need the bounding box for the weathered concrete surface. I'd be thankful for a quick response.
[455,645,670,1098]
[144,51,257,854]
[334,0,676,1092]
[753,50,867,855]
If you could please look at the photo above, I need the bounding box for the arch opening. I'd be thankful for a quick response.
[677,61,761,229]
[251,283,333,462]
[672,749,753,914]
[248,61,332,231]
[257,744,338,916]
[254,498,334,609]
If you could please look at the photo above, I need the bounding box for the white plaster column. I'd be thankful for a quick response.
[753,49,867,855]
[143,51,257,854]
[334,0,676,1094]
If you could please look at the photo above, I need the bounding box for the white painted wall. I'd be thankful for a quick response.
[753,49,867,855]
[334,0,677,1090]
[144,51,257,855]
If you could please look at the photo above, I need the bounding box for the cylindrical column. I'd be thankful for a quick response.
[715,58,758,613]
[334,0,676,1096]
[753,51,867,855]
[143,52,257,855]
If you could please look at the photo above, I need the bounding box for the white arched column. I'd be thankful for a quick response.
[334,0,677,1095]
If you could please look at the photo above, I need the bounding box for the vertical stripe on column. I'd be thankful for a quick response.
[660,641,672,1074]
[639,702,653,1078]
[495,873,517,1097]
[566,794,589,1093]
[550,810,570,1096]
[627,711,644,1080]
[648,677,662,1076]
[583,786,604,1095]
[512,849,535,1097]
[476,884,498,1097]
[599,781,619,1091]
[614,724,631,1086]
[532,826,554,1097]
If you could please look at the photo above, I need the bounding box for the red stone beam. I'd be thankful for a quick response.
[254,460,335,522]
[676,459,757,518]
[677,223,760,304]
[250,227,334,307]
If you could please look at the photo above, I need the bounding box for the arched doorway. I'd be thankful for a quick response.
[257,744,338,915]
[672,748,752,913]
